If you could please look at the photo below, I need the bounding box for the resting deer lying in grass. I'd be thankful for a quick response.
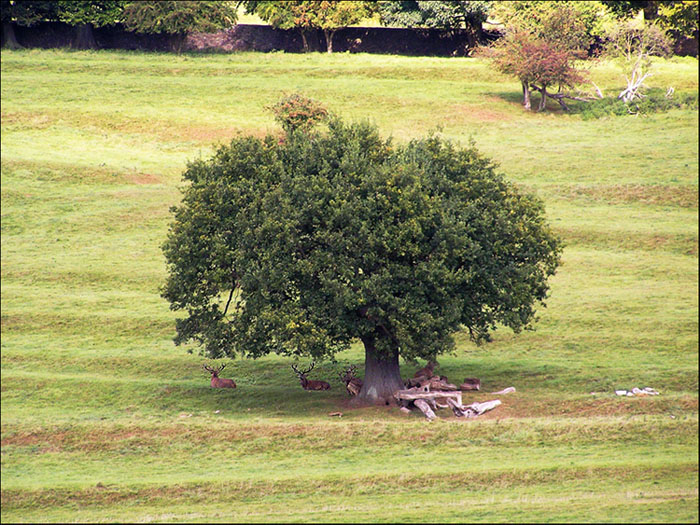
[339,365,362,396]
[292,362,330,391]
[203,363,236,388]
[413,360,437,379]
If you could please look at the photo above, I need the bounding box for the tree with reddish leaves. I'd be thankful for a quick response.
[481,4,592,111]
[488,32,587,111]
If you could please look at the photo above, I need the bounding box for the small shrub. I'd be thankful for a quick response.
[267,93,329,135]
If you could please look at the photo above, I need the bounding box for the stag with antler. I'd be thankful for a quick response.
[339,365,362,396]
[203,363,236,389]
[292,362,330,391]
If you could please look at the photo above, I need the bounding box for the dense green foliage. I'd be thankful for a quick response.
[658,0,699,38]
[244,0,372,52]
[601,0,655,19]
[1,0,57,25]
[56,0,125,49]
[1,0,57,48]
[491,0,614,42]
[123,0,237,52]
[56,0,124,27]
[377,0,491,49]
[378,1,491,29]
[162,118,561,377]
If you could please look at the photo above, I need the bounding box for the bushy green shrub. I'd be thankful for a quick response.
[267,93,329,135]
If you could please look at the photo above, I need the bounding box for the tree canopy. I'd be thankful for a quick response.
[162,114,562,404]
[244,1,372,52]
[491,1,614,43]
[1,0,58,48]
[377,1,492,49]
[123,0,237,53]
[378,1,491,29]
[57,0,124,27]
[657,1,699,39]
[57,0,126,49]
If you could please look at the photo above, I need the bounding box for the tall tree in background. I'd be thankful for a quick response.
[244,1,372,52]
[378,0,492,50]
[123,0,237,53]
[310,0,372,53]
[490,1,613,45]
[601,1,660,21]
[1,0,57,49]
[162,115,562,405]
[57,1,125,49]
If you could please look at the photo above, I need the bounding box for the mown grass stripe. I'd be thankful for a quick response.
[2,463,696,510]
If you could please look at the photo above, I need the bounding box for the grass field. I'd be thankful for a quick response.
[1,49,698,523]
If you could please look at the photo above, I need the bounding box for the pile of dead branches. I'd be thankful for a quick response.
[395,362,507,420]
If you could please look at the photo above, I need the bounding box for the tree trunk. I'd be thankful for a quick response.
[537,87,547,112]
[2,22,22,50]
[73,23,97,50]
[169,33,187,54]
[643,4,659,20]
[354,336,404,406]
[522,81,531,110]
[300,30,309,52]
[324,29,335,53]
[306,29,321,52]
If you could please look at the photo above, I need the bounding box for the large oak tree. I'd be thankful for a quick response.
[162,117,561,404]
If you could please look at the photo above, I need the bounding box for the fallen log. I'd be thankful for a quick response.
[446,398,502,418]
[469,399,502,415]
[446,397,470,417]
[394,389,463,407]
[413,399,436,420]
[491,386,516,395]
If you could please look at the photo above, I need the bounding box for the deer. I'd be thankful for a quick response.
[413,360,437,380]
[291,362,330,391]
[405,360,439,388]
[203,363,236,389]
[339,365,363,396]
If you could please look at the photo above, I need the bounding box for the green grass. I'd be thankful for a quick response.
[1,49,698,523]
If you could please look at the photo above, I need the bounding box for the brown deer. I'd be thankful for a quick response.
[203,363,236,389]
[292,362,330,391]
[339,365,363,396]
[413,360,437,379]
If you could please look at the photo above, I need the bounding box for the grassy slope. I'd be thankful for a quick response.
[1,49,698,523]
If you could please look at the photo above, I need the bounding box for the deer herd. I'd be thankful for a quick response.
[202,358,476,397]
[202,360,362,394]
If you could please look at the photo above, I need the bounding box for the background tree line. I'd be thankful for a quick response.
[2,0,697,54]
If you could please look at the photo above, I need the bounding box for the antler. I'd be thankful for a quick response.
[339,364,357,381]
[203,364,214,373]
[292,362,314,376]
[216,363,226,373]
